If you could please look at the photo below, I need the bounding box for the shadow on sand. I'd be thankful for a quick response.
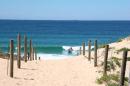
[14,77,34,80]
[20,68,37,70]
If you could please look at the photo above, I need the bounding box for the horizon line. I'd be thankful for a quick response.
[0,19,130,21]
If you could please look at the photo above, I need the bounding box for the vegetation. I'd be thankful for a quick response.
[127,57,130,61]
[96,57,128,86]
[117,48,130,53]
[101,57,121,71]
[96,73,128,86]
[98,44,106,48]
[117,38,123,42]
[0,48,2,56]
[0,43,3,56]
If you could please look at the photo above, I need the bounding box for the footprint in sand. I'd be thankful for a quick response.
[24,78,34,80]
[16,81,22,86]
[26,73,33,76]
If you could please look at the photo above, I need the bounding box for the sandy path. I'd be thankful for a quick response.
[0,56,104,86]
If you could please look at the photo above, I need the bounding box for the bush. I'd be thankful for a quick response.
[98,44,106,48]
[111,57,121,67]
[96,78,103,84]
[96,74,111,84]
[101,57,121,71]
[117,38,122,42]
[127,57,130,61]
[96,74,128,86]
[96,57,128,86]
[110,74,119,82]
[0,47,3,56]
[107,82,118,86]
[117,48,130,53]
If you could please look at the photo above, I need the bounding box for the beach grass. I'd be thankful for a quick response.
[117,48,130,53]
[0,47,3,57]
[98,44,106,48]
[117,38,123,42]
[96,56,128,86]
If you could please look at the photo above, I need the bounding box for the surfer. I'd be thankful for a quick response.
[68,47,73,54]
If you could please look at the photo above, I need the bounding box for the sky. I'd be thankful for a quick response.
[0,0,130,20]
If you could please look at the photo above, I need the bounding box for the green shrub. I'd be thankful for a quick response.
[96,78,103,84]
[98,44,106,48]
[110,74,119,82]
[96,57,125,86]
[127,57,130,61]
[101,57,121,72]
[111,57,121,67]
[125,77,128,82]
[117,38,122,42]
[107,82,118,86]
[117,48,130,53]
[96,74,111,84]
[96,70,128,85]
[0,50,2,52]
[0,47,3,56]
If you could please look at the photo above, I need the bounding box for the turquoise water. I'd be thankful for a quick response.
[0,20,130,59]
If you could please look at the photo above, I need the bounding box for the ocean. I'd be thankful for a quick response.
[0,20,130,59]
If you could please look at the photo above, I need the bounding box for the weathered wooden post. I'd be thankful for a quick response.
[103,45,109,75]
[32,47,34,60]
[82,42,85,55]
[17,34,21,68]
[35,49,37,60]
[24,35,27,62]
[10,40,14,78]
[94,40,97,67]
[79,47,81,55]
[88,40,91,61]
[33,48,35,60]
[119,50,128,86]
[128,69,130,86]
[30,39,32,61]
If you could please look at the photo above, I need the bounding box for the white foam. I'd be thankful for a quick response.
[62,46,70,50]
[37,53,74,60]
[62,46,81,50]
[15,46,24,50]
[62,46,94,51]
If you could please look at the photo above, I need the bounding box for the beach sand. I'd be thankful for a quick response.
[0,56,104,86]
[1,37,130,86]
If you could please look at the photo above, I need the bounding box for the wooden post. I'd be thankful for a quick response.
[80,47,81,55]
[33,48,35,60]
[119,50,128,86]
[24,35,27,62]
[35,49,37,60]
[32,47,34,60]
[128,70,130,86]
[17,34,21,68]
[10,40,14,78]
[88,40,91,61]
[94,40,97,67]
[30,40,32,61]
[82,42,85,55]
[103,45,109,75]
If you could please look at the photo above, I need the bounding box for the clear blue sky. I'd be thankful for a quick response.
[0,0,130,20]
